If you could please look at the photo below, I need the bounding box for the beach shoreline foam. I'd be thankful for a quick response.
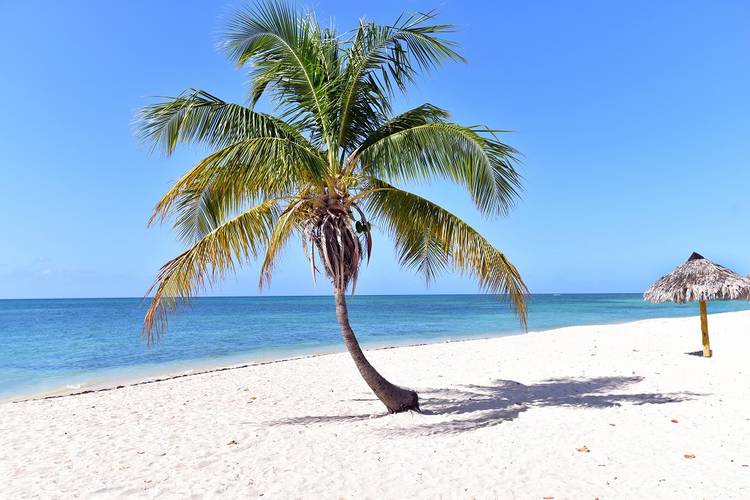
[3,310,750,498]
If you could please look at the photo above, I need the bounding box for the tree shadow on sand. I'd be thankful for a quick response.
[408,375,700,434]
[265,376,701,434]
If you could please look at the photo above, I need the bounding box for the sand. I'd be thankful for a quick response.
[2,311,750,499]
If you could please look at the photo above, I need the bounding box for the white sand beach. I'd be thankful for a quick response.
[3,311,750,499]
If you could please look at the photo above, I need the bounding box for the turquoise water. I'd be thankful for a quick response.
[2,294,749,400]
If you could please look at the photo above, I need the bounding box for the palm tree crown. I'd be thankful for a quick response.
[138,0,528,346]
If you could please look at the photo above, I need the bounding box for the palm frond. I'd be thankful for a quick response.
[144,199,280,343]
[349,103,450,157]
[335,13,463,152]
[149,136,325,230]
[258,198,309,288]
[365,179,528,326]
[223,0,336,147]
[356,117,522,215]
[136,89,303,155]
[170,185,232,245]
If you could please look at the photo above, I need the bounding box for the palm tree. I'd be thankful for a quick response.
[137,0,528,413]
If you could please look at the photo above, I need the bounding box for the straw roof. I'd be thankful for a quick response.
[644,252,750,304]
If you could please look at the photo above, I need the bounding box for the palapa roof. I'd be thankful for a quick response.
[644,252,750,304]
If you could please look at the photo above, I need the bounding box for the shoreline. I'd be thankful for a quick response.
[8,309,744,405]
[7,334,489,404]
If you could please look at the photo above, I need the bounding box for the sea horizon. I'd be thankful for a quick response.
[3,293,750,401]
[0,291,650,301]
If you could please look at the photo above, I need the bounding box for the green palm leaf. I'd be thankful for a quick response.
[223,0,336,147]
[365,179,528,326]
[137,89,302,154]
[356,118,522,216]
[144,199,280,343]
[336,12,464,152]
[258,198,309,288]
[149,136,325,234]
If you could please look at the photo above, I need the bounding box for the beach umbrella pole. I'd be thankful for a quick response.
[699,300,712,358]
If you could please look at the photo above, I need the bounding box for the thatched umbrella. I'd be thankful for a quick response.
[644,252,750,357]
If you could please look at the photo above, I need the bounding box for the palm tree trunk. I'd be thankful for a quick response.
[333,285,420,413]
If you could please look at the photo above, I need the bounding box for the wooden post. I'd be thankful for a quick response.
[699,300,712,358]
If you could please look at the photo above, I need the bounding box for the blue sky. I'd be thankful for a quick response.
[1,0,748,298]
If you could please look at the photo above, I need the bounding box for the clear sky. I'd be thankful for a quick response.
[1,0,748,299]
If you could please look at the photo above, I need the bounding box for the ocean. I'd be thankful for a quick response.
[2,294,748,400]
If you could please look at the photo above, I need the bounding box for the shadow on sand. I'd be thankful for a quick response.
[266,376,699,434]
[410,375,697,434]
[686,350,709,357]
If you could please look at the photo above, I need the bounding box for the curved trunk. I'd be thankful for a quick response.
[333,285,420,413]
